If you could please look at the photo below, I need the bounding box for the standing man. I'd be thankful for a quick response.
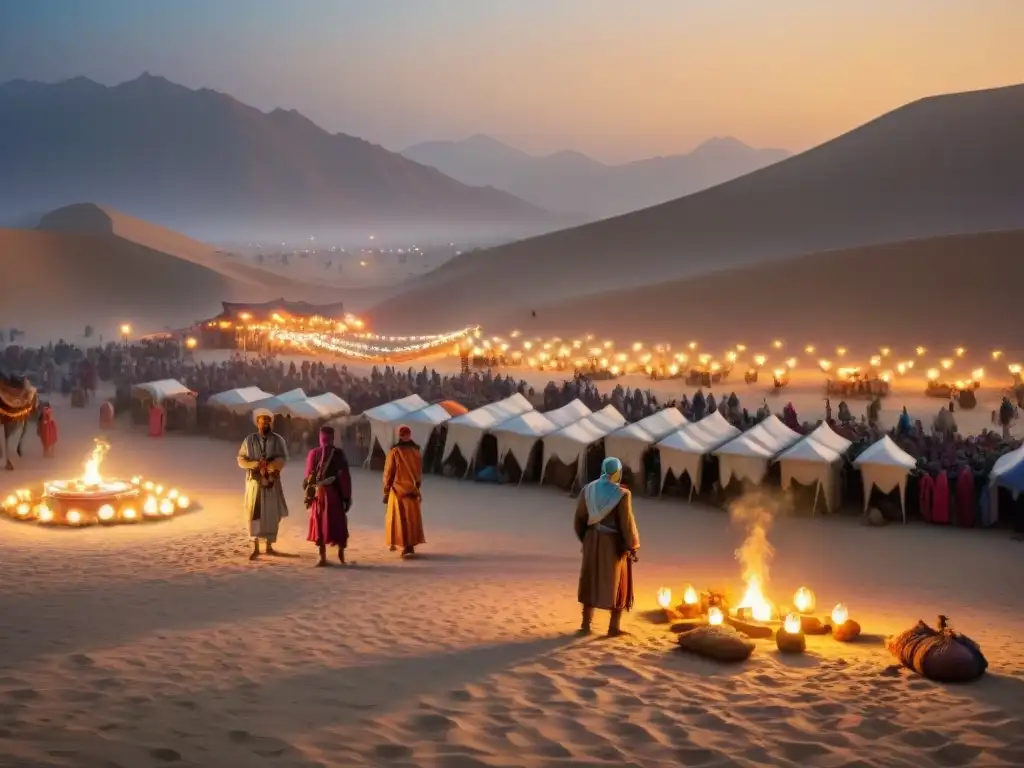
[383,425,426,557]
[304,425,353,566]
[574,457,640,637]
[238,408,289,560]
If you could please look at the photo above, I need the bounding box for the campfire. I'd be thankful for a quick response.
[1,439,192,526]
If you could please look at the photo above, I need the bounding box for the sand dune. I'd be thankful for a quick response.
[370,83,1024,332]
[486,230,1024,350]
[1,205,341,344]
[0,386,1022,767]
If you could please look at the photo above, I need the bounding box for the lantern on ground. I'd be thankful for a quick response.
[776,612,806,654]
[793,587,815,614]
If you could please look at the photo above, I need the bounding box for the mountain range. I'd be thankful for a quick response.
[0,74,560,243]
[402,134,791,219]
[371,82,1024,339]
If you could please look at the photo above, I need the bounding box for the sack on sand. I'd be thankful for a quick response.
[677,626,754,663]
[886,615,988,683]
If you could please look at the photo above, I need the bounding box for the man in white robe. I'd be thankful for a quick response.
[238,408,289,559]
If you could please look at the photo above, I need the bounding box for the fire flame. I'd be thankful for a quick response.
[732,497,776,623]
[708,607,724,626]
[783,613,802,634]
[82,439,111,486]
[737,576,774,622]
[683,585,699,605]
[831,603,849,625]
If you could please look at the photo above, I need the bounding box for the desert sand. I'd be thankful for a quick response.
[0,385,1022,768]
[369,83,1024,332]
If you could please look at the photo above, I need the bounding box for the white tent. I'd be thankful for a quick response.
[491,410,559,480]
[442,394,535,472]
[657,413,741,498]
[805,422,853,454]
[853,435,917,523]
[278,399,333,421]
[362,394,429,461]
[715,415,802,487]
[306,392,351,418]
[986,444,1024,525]
[247,388,308,416]
[605,408,688,475]
[206,386,273,413]
[545,399,592,428]
[778,437,845,514]
[133,379,192,403]
[401,403,455,449]
[541,405,626,487]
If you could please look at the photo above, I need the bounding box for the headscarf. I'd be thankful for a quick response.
[397,424,412,441]
[318,425,335,448]
[253,408,273,426]
[583,456,625,525]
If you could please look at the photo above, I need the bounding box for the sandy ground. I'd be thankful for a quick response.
[0,391,1023,768]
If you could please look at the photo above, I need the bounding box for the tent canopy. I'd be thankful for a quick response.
[362,394,430,458]
[743,414,803,453]
[714,416,800,487]
[806,422,853,454]
[207,386,273,412]
[545,399,592,428]
[636,408,689,439]
[656,413,741,495]
[133,379,192,403]
[541,405,625,484]
[248,388,308,416]
[853,435,917,469]
[777,437,845,514]
[400,402,455,447]
[442,394,535,464]
[278,399,332,421]
[307,392,351,418]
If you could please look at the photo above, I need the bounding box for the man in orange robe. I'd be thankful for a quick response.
[383,425,426,557]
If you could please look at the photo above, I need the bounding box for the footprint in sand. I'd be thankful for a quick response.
[898,728,947,749]
[148,747,182,762]
[373,743,413,760]
[67,653,95,667]
[5,688,39,702]
[929,742,982,767]
[407,712,458,735]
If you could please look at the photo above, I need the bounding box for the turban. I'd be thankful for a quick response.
[253,408,273,425]
[397,424,412,440]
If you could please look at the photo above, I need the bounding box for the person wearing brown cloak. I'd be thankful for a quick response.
[574,456,640,637]
[304,425,353,566]
[383,424,426,557]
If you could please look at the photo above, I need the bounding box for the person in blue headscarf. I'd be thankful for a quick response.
[573,456,641,636]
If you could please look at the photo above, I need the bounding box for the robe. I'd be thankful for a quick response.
[305,445,352,548]
[574,489,640,611]
[383,440,426,548]
[237,431,289,542]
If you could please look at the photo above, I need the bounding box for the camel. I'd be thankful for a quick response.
[0,375,39,470]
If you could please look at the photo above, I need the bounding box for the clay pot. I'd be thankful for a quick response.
[833,619,862,642]
[776,628,806,654]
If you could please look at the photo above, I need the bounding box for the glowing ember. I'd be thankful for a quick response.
[793,586,815,613]
[831,603,849,625]
[783,613,802,634]
[708,606,724,625]
[683,585,699,605]
[657,587,672,609]
[737,575,774,622]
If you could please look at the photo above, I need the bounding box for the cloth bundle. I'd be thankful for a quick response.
[886,616,988,683]
[677,626,755,663]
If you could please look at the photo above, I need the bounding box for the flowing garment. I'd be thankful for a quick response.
[383,440,426,549]
[574,475,640,612]
[305,444,352,548]
[237,431,289,543]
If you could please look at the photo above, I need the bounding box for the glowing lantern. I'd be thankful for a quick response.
[155,485,164,495]
[869,355,882,367]
[831,604,849,625]
[837,347,847,357]
[772,340,783,349]
[708,607,724,626]
[657,587,672,609]
[159,499,174,515]
[16,502,31,517]
[726,351,737,362]
[992,350,1003,360]
[804,345,815,354]
[1011,364,1022,375]
[784,613,802,635]
[927,368,940,381]
[167,489,179,500]
[144,496,158,516]
[941,359,953,370]
[896,363,907,375]
[819,359,832,372]
[683,585,699,605]
[98,505,115,521]
[754,355,766,367]
[785,357,797,369]
[793,587,815,613]
[735,344,746,352]
[972,368,984,381]
[955,347,965,357]
[3,494,15,508]
[122,507,137,520]
[880,347,891,357]
[916,346,926,356]
[66,510,82,525]
[143,481,154,491]
[39,507,55,522]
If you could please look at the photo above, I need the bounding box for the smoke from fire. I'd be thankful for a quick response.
[729,490,789,618]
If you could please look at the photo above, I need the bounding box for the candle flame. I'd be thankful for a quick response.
[708,606,724,625]
[784,613,802,634]
[831,603,849,625]
[793,586,815,613]
[683,585,699,605]
[656,586,672,609]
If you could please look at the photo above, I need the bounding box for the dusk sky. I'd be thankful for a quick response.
[2,0,1022,163]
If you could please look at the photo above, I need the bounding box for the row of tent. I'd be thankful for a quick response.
[133,380,352,421]
[360,392,930,521]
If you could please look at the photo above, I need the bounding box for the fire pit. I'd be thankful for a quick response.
[1,439,192,526]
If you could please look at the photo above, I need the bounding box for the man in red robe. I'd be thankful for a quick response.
[37,405,57,458]
[304,426,353,566]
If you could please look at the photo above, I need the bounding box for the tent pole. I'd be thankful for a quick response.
[812,482,820,516]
